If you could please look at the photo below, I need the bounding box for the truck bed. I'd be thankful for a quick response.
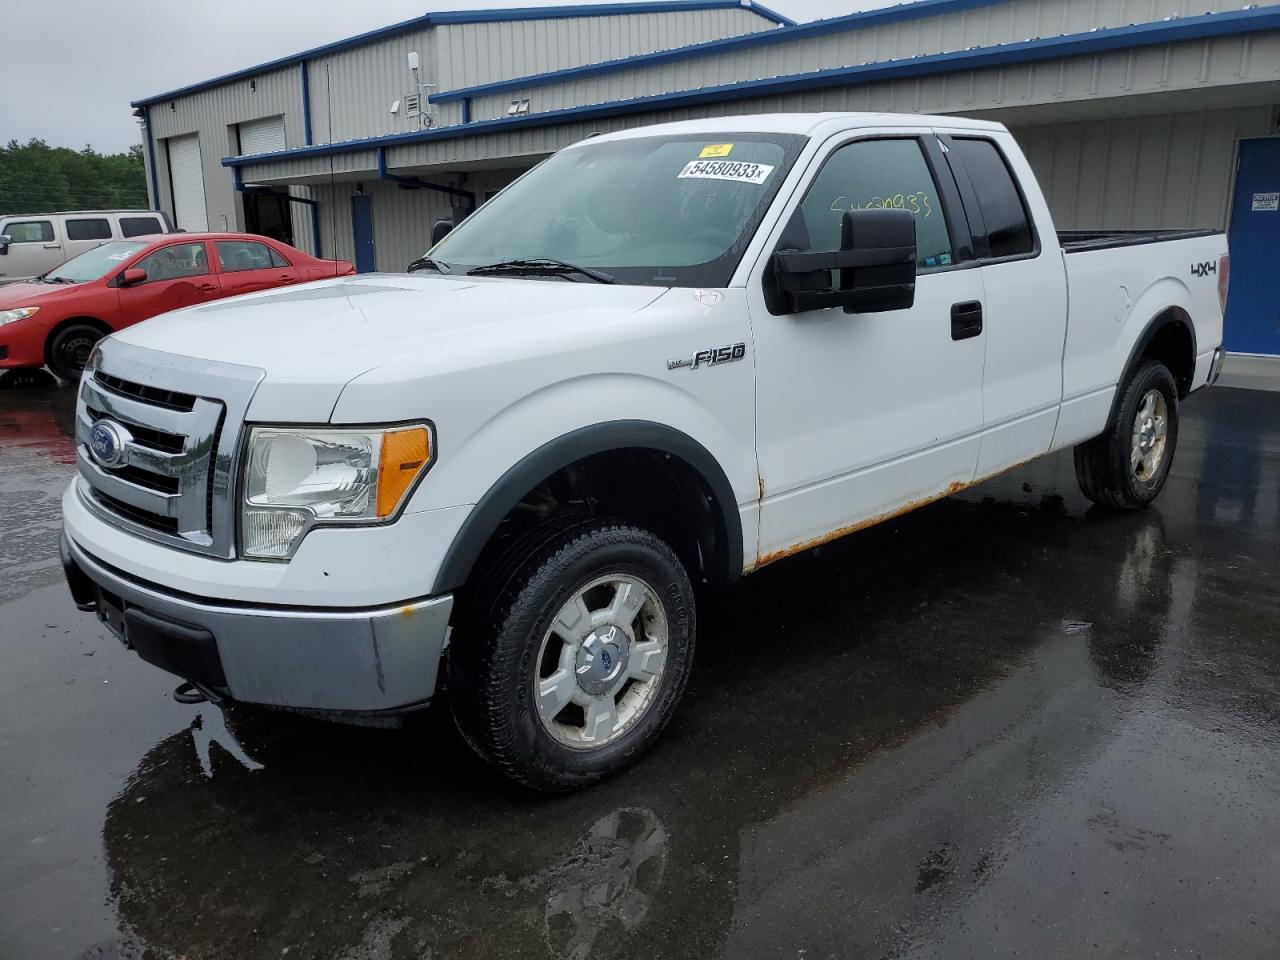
[1058,228,1218,253]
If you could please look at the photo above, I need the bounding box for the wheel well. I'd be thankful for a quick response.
[463,447,733,591]
[43,316,109,365]
[1138,308,1195,398]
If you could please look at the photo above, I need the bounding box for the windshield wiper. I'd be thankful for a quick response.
[466,257,615,284]
[41,275,76,284]
[406,256,451,274]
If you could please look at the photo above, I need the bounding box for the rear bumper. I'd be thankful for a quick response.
[61,532,453,714]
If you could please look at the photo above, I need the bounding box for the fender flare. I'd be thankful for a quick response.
[1107,307,1197,425]
[432,420,743,594]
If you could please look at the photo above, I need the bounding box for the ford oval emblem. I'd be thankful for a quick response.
[89,420,130,468]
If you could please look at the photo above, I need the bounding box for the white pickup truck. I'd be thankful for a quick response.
[60,113,1228,789]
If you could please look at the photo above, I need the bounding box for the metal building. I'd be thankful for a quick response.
[134,0,1280,355]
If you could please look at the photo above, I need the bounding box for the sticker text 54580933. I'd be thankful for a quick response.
[678,160,774,185]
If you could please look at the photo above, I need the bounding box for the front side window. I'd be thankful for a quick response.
[66,218,112,241]
[136,242,209,282]
[120,216,163,238]
[429,133,806,287]
[799,138,954,269]
[951,138,1034,259]
[216,240,279,272]
[46,240,148,283]
[3,220,54,243]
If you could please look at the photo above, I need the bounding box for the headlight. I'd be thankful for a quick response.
[0,306,39,326]
[240,423,433,559]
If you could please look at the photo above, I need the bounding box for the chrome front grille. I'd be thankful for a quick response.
[74,338,265,558]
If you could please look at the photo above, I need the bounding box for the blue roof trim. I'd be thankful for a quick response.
[222,6,1280,169]
[430,1,793,25]
[129,1,787,107]
[432,0,1007,102]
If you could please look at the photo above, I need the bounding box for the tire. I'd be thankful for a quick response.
[1074,359,1179,510]
[47,322,105,382]
[448,518,696,791]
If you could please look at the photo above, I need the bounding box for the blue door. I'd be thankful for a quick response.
[1224,138,1280,355]
[350,193,376,273]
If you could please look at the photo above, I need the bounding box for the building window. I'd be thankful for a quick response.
[66,218,112,241]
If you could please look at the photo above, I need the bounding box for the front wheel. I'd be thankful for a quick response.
[47,322,105,382]
[1074,359,1180,509]
[448,519,696,791]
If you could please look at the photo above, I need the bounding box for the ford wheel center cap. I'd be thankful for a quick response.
[89,420,131,468]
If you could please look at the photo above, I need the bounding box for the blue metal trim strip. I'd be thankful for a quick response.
[301,61,313,146]
[432,0,1005,102]
[222,7,1280,169]
[462,97,472,124]
[130,1,782,107]
[143,106,161,211]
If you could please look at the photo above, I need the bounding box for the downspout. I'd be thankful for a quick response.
[300,61,313,145]
[143,105,160,212]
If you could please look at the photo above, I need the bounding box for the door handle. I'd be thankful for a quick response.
[43,243,61,249]
[197,282,218,292]
[277,274,292,281]
[951,301,983,341]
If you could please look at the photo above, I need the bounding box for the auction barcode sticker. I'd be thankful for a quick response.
[678,159,774,185]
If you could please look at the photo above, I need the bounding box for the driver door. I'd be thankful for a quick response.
[749,133,987,564]
[116,241,222,326]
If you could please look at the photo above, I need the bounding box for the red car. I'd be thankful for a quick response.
[0,232,353,381]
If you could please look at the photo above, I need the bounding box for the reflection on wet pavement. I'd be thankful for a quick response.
[2,379,1278,959]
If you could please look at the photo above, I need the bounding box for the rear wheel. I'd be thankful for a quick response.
[1074,359,1179,509]
[448,518,695,791]
[47,322,105,382]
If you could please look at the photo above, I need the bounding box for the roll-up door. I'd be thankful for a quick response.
[238,116,286,156]
[167,134,208,232]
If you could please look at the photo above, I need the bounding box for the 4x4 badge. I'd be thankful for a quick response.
[667,342,746,371]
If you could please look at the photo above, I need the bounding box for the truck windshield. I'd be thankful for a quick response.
[46,240,148,283]
[428,132,806,287]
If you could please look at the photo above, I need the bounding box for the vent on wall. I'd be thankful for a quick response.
[507,98,531,116]
[405,93,421,118]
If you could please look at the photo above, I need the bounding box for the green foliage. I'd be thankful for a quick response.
[0,139,149,215]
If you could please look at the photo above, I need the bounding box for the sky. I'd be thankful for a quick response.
[0,0,894,155]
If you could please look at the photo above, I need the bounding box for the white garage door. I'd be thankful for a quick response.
[167,134,208,232]
[238,116,286,156]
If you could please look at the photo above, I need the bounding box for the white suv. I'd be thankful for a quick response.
[0,210,174,285]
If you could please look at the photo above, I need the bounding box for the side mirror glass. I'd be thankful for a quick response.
[0,235,10,255]
[772,208,916,315]
[121,267,148,287]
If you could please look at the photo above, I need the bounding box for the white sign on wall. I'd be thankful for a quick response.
[1252,192,1279,212]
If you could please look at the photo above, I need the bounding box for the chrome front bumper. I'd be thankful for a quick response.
[61,532,453,715]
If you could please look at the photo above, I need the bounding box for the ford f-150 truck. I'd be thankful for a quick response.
[60,113,1229,790]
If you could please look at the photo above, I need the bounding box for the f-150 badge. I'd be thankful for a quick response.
[668,342,747,370]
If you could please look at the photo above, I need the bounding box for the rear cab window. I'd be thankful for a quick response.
[947,137,1037,260]
[3,220,55,243]
[119,216,163,238]
[66,218,113,241]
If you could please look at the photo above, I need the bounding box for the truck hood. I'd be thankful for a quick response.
[112,274,666,420]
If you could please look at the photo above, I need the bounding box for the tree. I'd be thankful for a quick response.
[0,138,149,215]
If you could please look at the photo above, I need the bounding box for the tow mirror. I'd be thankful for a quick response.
[0,235,10,255]
[430,219,454,245]
[772,208,916,314]
[121,267,147,287]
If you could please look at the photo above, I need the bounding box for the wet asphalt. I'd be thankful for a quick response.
[1,371,1278,960]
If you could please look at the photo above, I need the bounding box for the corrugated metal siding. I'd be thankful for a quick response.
[468,0,1255,119]
[307,27,437,145]
[436,8,774,90]
[148,65,303,231]
[241,150,378,184]
[1013,106,1275,230]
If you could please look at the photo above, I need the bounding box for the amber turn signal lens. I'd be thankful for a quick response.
[376,426,431,518]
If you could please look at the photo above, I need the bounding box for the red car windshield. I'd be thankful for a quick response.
[45,240,148,283]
